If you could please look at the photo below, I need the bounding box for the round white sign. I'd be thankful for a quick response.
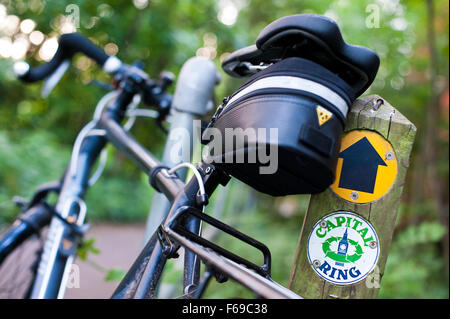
[307,211,379,285]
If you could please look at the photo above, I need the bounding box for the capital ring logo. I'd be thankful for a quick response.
[307,211,379,285]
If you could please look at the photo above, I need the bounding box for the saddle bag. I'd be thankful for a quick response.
[202,57,356,196]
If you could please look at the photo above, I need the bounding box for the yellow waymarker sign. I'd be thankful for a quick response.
[330,130,397,203]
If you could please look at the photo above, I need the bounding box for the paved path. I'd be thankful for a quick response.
[64,222,146,299]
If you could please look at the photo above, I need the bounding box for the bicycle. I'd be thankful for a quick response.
[0,32,211,298]
[0,14,379,299]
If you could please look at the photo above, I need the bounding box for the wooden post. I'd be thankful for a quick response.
[288,94,416,299]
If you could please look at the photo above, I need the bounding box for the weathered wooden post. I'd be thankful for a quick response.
[288,94,416,299]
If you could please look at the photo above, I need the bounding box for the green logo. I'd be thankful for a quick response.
[322,234,364,264]
[307,212,380,285]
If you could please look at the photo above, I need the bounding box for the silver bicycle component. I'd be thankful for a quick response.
[13,61,30,77]
[166,162,206,296]
[56,197,87,298]
[125,108,160,120]
[171,57,221,115]
[165,226,302,299]
[31,194,87,298]
[167,163,206,197]
[41,60,70,98]
[102,56,122,74]
[144,57,220,242]
[142,57,220,299]
[93,91,119,120]
[123,94,142,131]
[167,162,206,243]
[29,90,117,298]
[69,91,123,185]
[68,121,104,180]
[87,148,108,186]
[239,61,270,73]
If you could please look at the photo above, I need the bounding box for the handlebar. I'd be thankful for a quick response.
[14,33,122,83]
[14,32,174,125]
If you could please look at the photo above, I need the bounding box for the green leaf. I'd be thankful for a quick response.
[105,268,126,282]
[77,237,100,261]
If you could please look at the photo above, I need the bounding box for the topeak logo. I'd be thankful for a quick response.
[307,211,379,285]
[316,105,333,126]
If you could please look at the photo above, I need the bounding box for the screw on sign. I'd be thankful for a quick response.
[330,130,398,204]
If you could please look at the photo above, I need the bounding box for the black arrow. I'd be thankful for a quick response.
[338,137,387,194]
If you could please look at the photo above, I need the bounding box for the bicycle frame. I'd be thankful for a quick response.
[97,108,300,299]
[1,59,301,300]
[143,57,220,242]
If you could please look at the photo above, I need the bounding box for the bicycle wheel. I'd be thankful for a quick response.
[0,226,46,299]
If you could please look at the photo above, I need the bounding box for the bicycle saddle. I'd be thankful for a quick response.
[222,14,380,96]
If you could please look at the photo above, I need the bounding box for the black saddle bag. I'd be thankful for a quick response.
[202,57,356,196]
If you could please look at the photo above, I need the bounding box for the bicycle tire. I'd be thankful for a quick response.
[0,226,45,299]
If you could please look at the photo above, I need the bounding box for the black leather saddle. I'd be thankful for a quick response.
[222,14,380,96]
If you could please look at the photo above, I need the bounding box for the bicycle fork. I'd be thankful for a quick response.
[30,134,106,298]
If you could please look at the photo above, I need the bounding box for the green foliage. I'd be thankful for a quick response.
[104,268,126,282]
[0,129,153,227]
[77,237,100,261]
[83,160,154,223]
[380,221,448,298]
[0,130,70,224]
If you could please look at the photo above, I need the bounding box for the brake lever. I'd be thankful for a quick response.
[41,59,70,98]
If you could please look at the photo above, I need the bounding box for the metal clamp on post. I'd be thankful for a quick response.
[41,200,89,239]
